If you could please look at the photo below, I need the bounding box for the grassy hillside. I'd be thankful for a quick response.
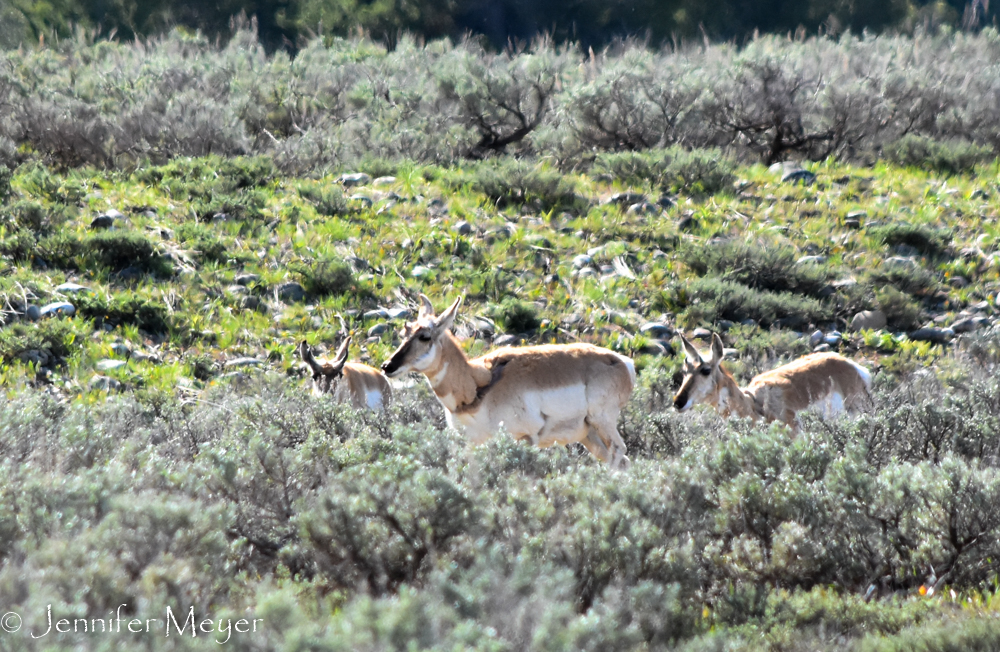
[0,150,1000,650]
[1,154,998,393]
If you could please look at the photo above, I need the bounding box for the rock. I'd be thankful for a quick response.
[110,343,132,357]
[640,322,674,338]
[717,319,734,332]
[211,212,231,223]
[427,198,448,215]
[816,284,837,299]
[90,214,116,229]
[677,215,699,232]
[131,351,161,364]
[349,194,373,207]
[627,202,658,215]
[796,255,827,265]
[340,172,371,188]
[90,375,121,391]
[850,310,887,332]
[691,328,712,340]
[227,284,248,296]
[473,318,496,337]
[388,307,412,320]
[885,256,918,269]
[373,176,397,187]
[572,254,592,269]
[844,218,862,229]
[813,343,832,353]
[657,195,675,209]
[239,295,264,312]
[235,273,260,286]
[411,265,433,278]
[367,323,388,337]
[40,302,75,318]
[909,327,953,344]
[969,300,991,313]
[774,315,808,329]
[218,371,250,384]
[846,210,867,220]
[493,334,518,347]
[809,330,824,347]
[453,220,472,236]
[19,349,51,367]
[276,282,307,303]
[562,313,583,326]
[951,317,977,333]
[96,359,127,371]
[90,209,123,230]
[55,282,90,294]
[605,192,645,206]
[364,309,390,320]
[780,166,816,185]
[949,277,970,289]
[638,340,671,356]
[576,267,596,279]
[25,305,41,321]
[225,357,263,368]
[116,266,144,280]
[824,332,843,346]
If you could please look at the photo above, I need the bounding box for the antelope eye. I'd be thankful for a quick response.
[418,333,432,342]
[699,367,711,376]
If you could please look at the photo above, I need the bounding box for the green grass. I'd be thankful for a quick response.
[0,154,999,650]
[0,154,996,391]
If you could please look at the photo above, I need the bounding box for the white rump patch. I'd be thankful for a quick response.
[365,389,383,410]
[848,359,872,390]
[617,354,637,386]
[823,391,845,418]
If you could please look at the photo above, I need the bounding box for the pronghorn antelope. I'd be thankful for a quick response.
[674,333,871,429]
[299,337,392,410]
[380,295,636,469]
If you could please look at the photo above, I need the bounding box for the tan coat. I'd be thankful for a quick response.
[674,333,871,430]
[300,339,392,410]
[382,295,636,469]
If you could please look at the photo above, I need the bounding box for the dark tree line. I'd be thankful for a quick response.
[1,0,996,51]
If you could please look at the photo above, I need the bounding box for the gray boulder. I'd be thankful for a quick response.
[40,302,76,318]
[850,310,887,332]
[276,282,307,303]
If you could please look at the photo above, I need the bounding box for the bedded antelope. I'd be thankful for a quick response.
[380,295,636,469]
[299,337,392,410]
[674,333,871,429]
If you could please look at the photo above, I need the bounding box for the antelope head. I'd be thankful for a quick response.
[673,333,725,412]
[300,337,350,394]
[381,294,461,378]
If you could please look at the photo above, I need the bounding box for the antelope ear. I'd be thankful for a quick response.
[432,295,463,337]
[330,337,351,373]
[418,294,436,319]
[299,341,323,374]
[680,335,702,366]
[710,333,724,366]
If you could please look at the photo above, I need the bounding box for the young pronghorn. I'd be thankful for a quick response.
[380,295,636,469]
[673,333,871,429]
[299,337,392,410]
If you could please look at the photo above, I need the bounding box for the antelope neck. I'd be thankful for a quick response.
[715,369,758,420]
[424,333,491,411]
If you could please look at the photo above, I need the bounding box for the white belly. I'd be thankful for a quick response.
[447,384,589,446]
